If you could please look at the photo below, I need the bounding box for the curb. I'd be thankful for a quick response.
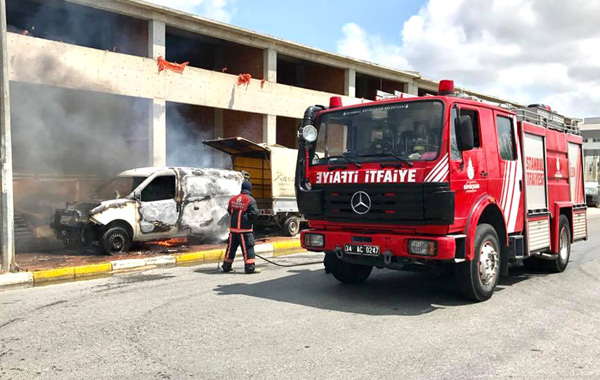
[0,239,302,290]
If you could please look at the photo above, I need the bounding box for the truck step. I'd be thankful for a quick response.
[509,235,525,259]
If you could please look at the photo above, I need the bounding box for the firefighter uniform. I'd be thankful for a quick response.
[222,181,260,274]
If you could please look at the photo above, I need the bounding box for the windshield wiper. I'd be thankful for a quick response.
[326,153,362,168]
[357,152,413,167]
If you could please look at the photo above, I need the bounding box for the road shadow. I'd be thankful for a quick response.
[212,262,549,317]
[214,268,472,316]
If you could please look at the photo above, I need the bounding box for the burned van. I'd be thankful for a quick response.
[52,167,243,255]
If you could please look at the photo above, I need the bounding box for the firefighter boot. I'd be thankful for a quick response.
[245,264,261,274]
[222,262,232,273]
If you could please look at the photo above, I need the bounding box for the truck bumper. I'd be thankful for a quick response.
[301,229,460,261]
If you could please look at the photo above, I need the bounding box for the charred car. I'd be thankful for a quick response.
[52,167,243,255]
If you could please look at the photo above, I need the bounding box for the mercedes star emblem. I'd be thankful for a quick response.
[351,191,371,214]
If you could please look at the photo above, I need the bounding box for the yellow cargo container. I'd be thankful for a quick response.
[203,137,302,236]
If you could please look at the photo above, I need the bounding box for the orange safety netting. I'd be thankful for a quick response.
[157,56,189,74]
[237,73,252,87]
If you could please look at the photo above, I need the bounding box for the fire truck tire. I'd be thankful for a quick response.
[283,216,301,237]
[101,227,131,255]
[455,223,500,302]
[543,215,571,273]
[325,252,373,284]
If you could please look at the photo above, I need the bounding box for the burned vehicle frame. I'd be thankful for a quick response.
[52,167,243,255]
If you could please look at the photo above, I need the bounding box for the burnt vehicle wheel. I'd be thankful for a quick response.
[455,223,500,302]
[283,216,301,237]
[324,252,373,284]
[101,227,131,255]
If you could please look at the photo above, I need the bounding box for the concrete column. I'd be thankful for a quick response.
[148,19,166,59]
[344,68,356,97]
[263,48,277,82]
[263,114,276,145]
[148,20,166,166]
[405,81,419,96]
[0,0,15,272]
[149,99,166,166]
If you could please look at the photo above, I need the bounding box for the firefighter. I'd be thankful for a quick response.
[222,180,260,274]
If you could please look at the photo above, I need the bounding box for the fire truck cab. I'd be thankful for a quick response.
[295,80,586,301]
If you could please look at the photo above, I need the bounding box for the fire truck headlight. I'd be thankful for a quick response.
[408,240,437,256]
[304,233,324,248]
[301,125,318,143]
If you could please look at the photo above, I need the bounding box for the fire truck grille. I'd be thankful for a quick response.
[318,183,454,225]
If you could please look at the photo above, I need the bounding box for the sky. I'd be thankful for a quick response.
[144,0,600,118]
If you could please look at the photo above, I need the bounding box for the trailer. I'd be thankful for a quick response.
[204,137,303,236]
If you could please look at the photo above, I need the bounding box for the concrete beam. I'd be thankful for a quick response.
[148,19,166,59]
[263,48,276,83]
[7,33,365,120]
[344,68,356,98]
[66,0,420,85]
[149,99,166,166]
[263,114,276,145]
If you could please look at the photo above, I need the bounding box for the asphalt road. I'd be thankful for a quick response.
[2,214,600,380]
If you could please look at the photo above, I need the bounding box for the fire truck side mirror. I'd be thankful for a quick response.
[456,115,474,151]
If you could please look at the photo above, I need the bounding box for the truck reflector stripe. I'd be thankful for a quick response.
[424,154,446,182]
[500,161,510,211]
[501,161,515,214]
[425,154,448,182]
[431,163,449,182]
[507,136,523,233]
[504,161,516,225]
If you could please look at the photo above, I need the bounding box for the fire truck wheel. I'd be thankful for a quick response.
[325,252,373,284]
[455,223,500,302]
[543,215,571,273]
[101,226,131,255]
[283,216,301,237]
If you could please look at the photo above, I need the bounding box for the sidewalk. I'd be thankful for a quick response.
[0,236,304,290]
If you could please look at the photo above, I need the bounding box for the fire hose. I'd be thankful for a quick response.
[217,238,324,269]
[255,252,323,267]
[254,238,323,267]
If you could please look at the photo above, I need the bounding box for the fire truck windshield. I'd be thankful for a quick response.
[313,100,444,165]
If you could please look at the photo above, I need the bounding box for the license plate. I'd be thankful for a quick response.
[344,244,380,256]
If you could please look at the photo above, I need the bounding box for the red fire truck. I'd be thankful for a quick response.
[295,80,587,301]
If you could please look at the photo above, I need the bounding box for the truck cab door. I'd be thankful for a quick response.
[136,174,180,238]
[449,105,488,227]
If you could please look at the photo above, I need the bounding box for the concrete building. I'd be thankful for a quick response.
[1,0,539,250]
[581,117,600,183]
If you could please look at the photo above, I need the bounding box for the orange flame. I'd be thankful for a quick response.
[153,237,188,247]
